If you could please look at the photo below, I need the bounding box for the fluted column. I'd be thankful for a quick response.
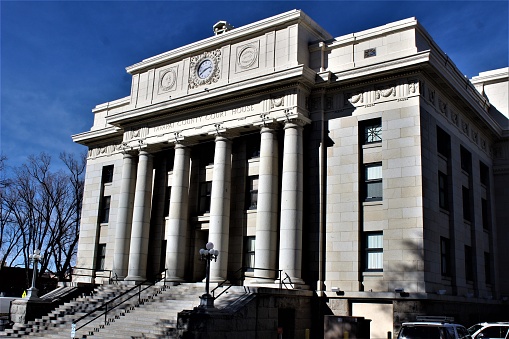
[208,135,232,282]
[165,143,191,282]
[254,125,279,281]
[125,150,153,282]
[112,152,135,279]
[279,120,305,285]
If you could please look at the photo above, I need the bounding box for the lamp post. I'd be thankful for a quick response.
[26,249,43,299]
[198,242,219,308]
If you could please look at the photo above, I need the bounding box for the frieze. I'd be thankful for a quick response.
[125,126,149,141]
[236,41,259,72]
[158,67,178,93]
[439,98,447,117]
[270,96,285,109]
[87,143,124,159]
[375,85,396,100]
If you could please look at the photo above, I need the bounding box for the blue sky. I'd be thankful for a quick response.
[1,1,508,170]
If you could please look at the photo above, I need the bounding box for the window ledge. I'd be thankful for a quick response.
[248,157,260,164]
[196,214,210,222]
[246,209,257,214]
[363,201,383,206]
[362,271,383,277]
[99,222,109,226]
[439,208,450,215]
[362,142,382,150]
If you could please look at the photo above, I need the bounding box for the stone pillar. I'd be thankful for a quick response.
[165,143,191,282]
[208,135,232,282]
[112,152,135,280]
[279,120,305,285]
[125,150,153,282]
[254,125,279,281]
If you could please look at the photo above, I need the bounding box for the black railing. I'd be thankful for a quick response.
[210,267,295,299]
[71,269,167,334]
[69,267,114,283]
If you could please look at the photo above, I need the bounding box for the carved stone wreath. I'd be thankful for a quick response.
[188,49,221,89]
[159,68,177,92]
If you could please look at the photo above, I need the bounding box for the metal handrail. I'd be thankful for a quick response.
[72,269,167,334]
[70,266,113,283]
[210,267,293,299]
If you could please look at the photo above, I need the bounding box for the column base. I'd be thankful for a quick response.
[123,275,145,284]
[25,287,39,300]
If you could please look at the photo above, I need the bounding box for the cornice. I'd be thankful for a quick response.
[72,126,122,145]
[126,10,331,74]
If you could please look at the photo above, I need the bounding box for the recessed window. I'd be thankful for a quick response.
[460,146,471,174]
[198,181,212,214]
[438,171,449,210]
[436,126,450,158]
[465,245,473,282]
[364,163,382,201]
[164,186,171,217]
[480,161,489,186]
[246,176,259,210]
[102,165,114,184]
[365,232,383,272]
[99,196,111,224]
[440,237,451,276]
[364,48,376,58]
[481,198,489,231]
[95,244,106,271]
[462,186,471,222]
[363,119,382,144]
[484,252,491,284]
[244,236,255,272]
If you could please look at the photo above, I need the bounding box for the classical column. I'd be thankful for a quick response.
[254,125,279,281]
[112,152,135,280]
[165,143,191,282]
[125,150,154,282]
[279,120,305,285]
[208,135,232,282]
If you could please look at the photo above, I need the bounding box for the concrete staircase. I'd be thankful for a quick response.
[0,283,253,338]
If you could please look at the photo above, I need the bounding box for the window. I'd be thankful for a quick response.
[364,163,382,201]
[480,161,489,186]
[436,126,450,158]
[462,186,471,222]
[99,196,111,224]
[478,326,509,338]
[440,237,451,276]
[365,232,383,271]
[484,252,491,284]
[164,186,171,217]
[198,181,212,214]
[481,198,489,230]
[460,145,471,174]
[244,236,255,272]
[363,119,382,144]
[465,245,474,282]
[246,176,259,210]
[438,171,449,210]
[95,244,106,271]
[364,48,376,58]
[102,165,114,184]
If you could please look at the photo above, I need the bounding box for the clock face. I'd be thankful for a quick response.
[197,59,213,79]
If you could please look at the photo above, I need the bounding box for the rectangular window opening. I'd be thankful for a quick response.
[465,245,474,282]
[362,119,382,144]
[244,236,255,272]
[199,181,212,214]
[364,163,382,201]
[246,176,259,210]
[365,232,383,272]
[462,186,471,222]
[95,244,106,271]
[102,165,114,184]
[100,196,111,224]
[438,171,449,210]
[440,237,451,276]
[436,126,451,158]
[460,145,472,174]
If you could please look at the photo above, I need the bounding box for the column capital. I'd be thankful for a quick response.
[283,119,307,130]
[260,123,279,134]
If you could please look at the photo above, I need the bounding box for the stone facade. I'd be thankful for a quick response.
[73,10,509,338]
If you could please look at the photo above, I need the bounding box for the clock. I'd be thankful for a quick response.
[197,58,214,79]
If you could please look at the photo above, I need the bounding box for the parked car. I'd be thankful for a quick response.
[467,322,509,339]
[398,316,472,339]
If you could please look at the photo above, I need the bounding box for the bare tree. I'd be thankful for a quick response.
[0,152,85,284]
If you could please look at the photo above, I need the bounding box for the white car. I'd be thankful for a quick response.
[467,322,509,339]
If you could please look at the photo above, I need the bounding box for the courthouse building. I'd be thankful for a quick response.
[72,10,509,333]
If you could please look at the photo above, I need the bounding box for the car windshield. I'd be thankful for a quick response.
[468,324,484,335]
[399,326,445,339]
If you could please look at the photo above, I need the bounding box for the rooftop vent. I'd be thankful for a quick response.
[213,21,233,35]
